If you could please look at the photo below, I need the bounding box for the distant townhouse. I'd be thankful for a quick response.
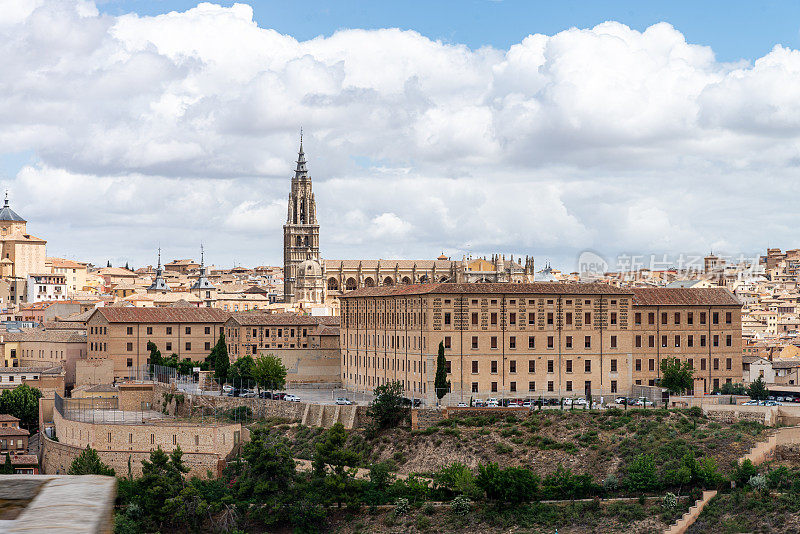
[25,273,67,303]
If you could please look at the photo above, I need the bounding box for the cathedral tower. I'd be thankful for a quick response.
[283,133,322,303]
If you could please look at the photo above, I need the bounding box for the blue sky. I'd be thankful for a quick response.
[96,0,800,63]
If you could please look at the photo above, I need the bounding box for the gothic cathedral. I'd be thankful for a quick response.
[283,135,325,304]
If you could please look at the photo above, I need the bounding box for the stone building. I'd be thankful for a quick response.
[0,193,47,283]
[191,246,217,307]
[283,135,323,304]
[224,313,341,385]
[86,307,229,380]
[338,283,743,403]
[1,329,87,386]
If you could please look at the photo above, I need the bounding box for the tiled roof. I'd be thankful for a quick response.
[0,366,63,374]
[0,414,19,422]
[90,307,230,324]
[325,259,455,270]
[631,288,741,307]
[42,321,86,331]
[2,330,86,343]
[226,312,340,327]
[10,454,38,465]
[0,426,28,436]
[340,282,632,299]
[48,258,87,269]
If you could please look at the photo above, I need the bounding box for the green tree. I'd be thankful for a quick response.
[0,452,13,474]
[660,357,694,395]
[721,382,747,395]
[68,446,115,476]
[228,354,255,385]
[625,453,659,491]
[207,332,229,382]
[0,384,42,431]
[253,353,287,390]
[313,422,361,508]
[747,376,769,401]
[146,341,163,367]
[176,357,195,376]
[476,462,540,504]
[366,380,410,431]
[134,446,190,530]
[434,341,450,403]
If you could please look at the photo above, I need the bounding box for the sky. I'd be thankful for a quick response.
[3,0,800,271]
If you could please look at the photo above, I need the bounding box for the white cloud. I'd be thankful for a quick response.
[1,0,799,268]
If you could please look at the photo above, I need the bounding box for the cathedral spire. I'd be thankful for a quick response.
[295,128,308,178]
[148,248,169,292]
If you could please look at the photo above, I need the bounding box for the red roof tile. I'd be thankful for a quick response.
[339,282,632,299]
[90,307,230,324]
[631,288,741,307]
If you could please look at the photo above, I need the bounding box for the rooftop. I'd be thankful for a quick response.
[631,288,742,307]
[226,311,340,327]
[89,306,230,324]
[340,282,632,298]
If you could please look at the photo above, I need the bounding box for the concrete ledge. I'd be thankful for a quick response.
[0,474,116,534]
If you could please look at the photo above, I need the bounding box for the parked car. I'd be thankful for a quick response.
[400,397,423,407]
[572,398,588,406]
[764,400,783,406]
[335,397,353,405]
[742,400,760,405]
[241,390,257,398]
[222,384,233,393]
[226,388,241,397]
[284,394,301,402]
[507,402,520,407]
[486,399,499,407]
[456,402,468,407]
[522,400,532,408]
[614,397,628,405]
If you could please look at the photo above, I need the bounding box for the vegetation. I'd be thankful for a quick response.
[434,341,451,403]
[746,375,769,401]
[69,446,116,476]
[660,357,694,395]
[227,354,255,383]
[366,380,410,432]
[0,383,42,431]
[206,332,229,382]
[253,353,287,390]
[0,452,13,474]
[719,382,747,395]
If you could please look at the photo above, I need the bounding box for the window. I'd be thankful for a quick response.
[701,359,707,371]
[472,382,478,393]
[165,342,172,351]
[185,342,191,351]
[566,380,573,392]
[726,358,732,370]
[584,360,591,372]
[547,312,554,325]
[471,312,478,325]
[635,335,642,348]
[687,335,694,347]
[471,336,478,349]
[547,360,554,373]
[674,335,681,348]
[635,359,642,371]
[565,312,573,325]
[611,380,617,393]
[444,312,451,325]
[661,335,668,348]
[471,361,478,373]
[528,381,536,391]
[610,359,617,372]
[445,360,452,373]
[528,336,535,349]
[565,335,573,349]
[688,358,694,369]
[547,336,554,349]
[510,381,517,392]
[205,326,211,335]
[490,313,498,325]
[185,326,191,334]
[585,312,591,325]
[491,360,498,373]
[126,358,133,367]
[660,312,667,325]
[713,335,719,347]
[687,312,693,325]
[205,342,211,350]
[126,326,133,335]
[509,313,516,325]
[528,312,535,325]
[126,342,133,351]
[166,327,172,335]
[566,360,573,373]
[528,360,535,373]
[584,336,591,348]
[700,335,707,347]
[700,312,707,324]
[146,326,152,335]
[726,335,732,347]
[547,381,554,392]
[510,360,516,373]
[713,358,719,370]
[491,382,498,392]
[610,312,617,325]
[712,312,719,325]
[509,336,516,349]
[444,336,451,349]
[635,312,641,325]
[648,312,655,325]
[490,336,498,349]
[649,359,655,371]
[610,335,617,348]
[725,312,732,324]
[674,312,681,324]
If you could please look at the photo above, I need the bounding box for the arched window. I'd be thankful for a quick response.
[304,236,309,247]
[345,278,358,291]
[364,277,375,287]
[327,278,339,291]
[401,276,411,285]
[383,277,394,286]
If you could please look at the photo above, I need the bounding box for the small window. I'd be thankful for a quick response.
[547,360,554,373]
[528,360,535,373]
[444,336,451,349]
[472,361,478,373]
[490,336,498,349]
[610,359,617,372]
[584,360,591,372]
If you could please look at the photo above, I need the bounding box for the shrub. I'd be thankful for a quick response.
[433,462,480,499]
[663,492,678,511]
[603,474,619,493]
[733,459,758,487]
[748,474,767,490]
[394,497,410,516]
[476,463,540,504]
[626,454,658,491]
[450,495,471,515]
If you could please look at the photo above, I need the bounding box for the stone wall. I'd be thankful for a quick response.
[118,383,156,411]
[702,405,775,425]
[411,406,529,430]
[41,434,223,478]
[75,359,114,387]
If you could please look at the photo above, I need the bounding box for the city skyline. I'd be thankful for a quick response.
[3,1,800,269]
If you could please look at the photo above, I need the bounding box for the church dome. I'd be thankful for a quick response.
[298,258,323,278]
[0,194,25,222]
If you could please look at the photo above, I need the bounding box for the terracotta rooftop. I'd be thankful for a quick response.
[0,426,29,436]
[90,307,230,324]
[339,282,632,298]
[1,330,86,343]
[226,312,340,327]
[0,414,19,422]
[631,288,741,307]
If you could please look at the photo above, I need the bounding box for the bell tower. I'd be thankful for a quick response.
[283,131,321,303]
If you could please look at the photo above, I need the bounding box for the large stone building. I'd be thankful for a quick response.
[281,139,534,305]
[224,313,341,385]
[86,307,229,380]
[338,283,743,403]
[0,193,47,287]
